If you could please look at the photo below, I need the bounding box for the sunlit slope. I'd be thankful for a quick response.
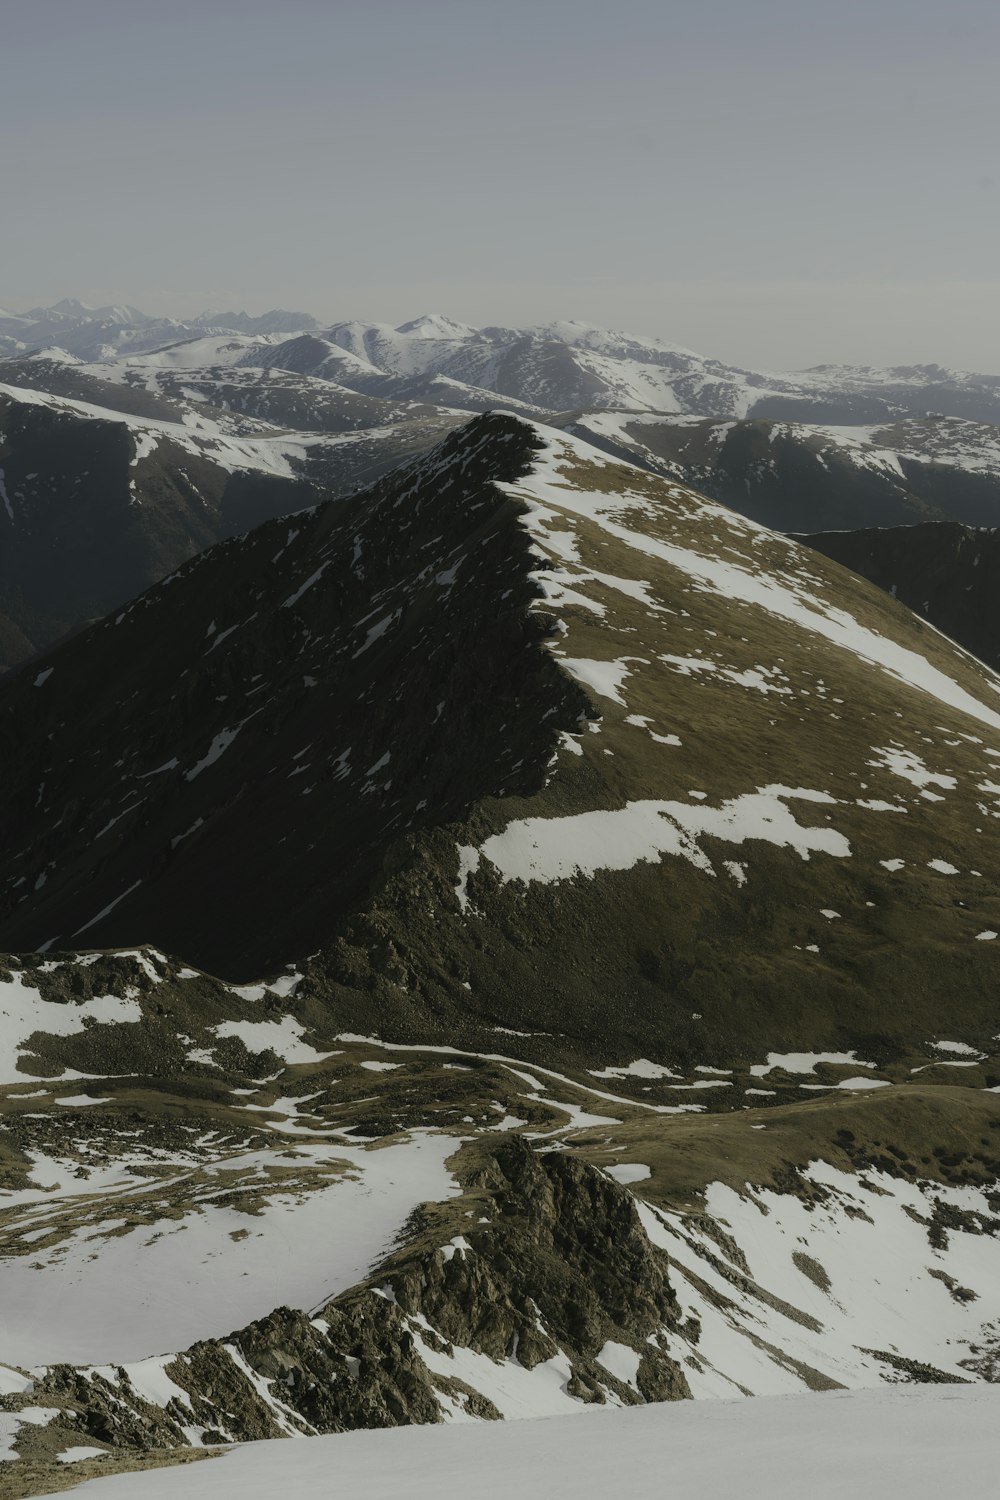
[310,421,1000,1068]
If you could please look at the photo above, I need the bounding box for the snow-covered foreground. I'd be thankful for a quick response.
[0,1132,460,1365]
[34,1387,999,1499]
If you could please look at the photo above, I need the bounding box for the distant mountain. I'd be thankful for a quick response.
[7,304,1000,421]
[191,308,320,336]
[0,300,317,363]
[236,317,1000,425]
[567,412,1000,532]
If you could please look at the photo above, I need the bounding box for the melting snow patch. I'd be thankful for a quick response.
[353,612,398,657]
[590,1059,680,1081]
[130,431,159,465]
[0,1408,62,1460]
[72,880,144,937]
[596,1341,641,1389]
[460,786,849,890]
[0,1368,32,1397]
[560,657,637,705]
[750,1051,874,1077]
[0,975,142,1085]
[927,860,960,875]
[410,1316,580,1419]
[210,1016,334,1066]
[659,654,717,676]
[454,846,482,912]
[868,746,957,793]
[185,725,244,781]
[605,1163,652,1185]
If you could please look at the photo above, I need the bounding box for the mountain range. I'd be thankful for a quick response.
[5,306,1000,675]
[0,302,318,364]
[2,309,1000,1498]
[8,301,1000,420]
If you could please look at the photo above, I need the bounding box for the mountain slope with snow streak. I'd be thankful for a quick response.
[0,382,322,671]
[2,415,1000,1067]
[567,411,1000,534]
[0,416,589,978]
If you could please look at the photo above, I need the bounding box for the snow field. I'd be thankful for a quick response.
[30,1386,1000,1500]
[0,1132,461,1364]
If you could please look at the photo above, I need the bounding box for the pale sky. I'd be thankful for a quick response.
[3,0,999,371]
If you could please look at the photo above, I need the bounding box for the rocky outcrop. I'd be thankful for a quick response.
[6,1142,690,1454]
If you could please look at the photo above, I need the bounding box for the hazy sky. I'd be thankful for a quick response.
[3,0,999,370]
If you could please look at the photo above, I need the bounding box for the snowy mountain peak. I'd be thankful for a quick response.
[395,313,478,339]
[25,345,83,364]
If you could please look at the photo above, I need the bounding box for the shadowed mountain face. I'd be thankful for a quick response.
[0,363,467,671]
[801,522,1000,674]
[0,387,322,671]
[567,413,1000,532]
[0,417,588,976]
[3,414,1000,1072]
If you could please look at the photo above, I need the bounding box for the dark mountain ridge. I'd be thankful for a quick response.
[0,416,587,976]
